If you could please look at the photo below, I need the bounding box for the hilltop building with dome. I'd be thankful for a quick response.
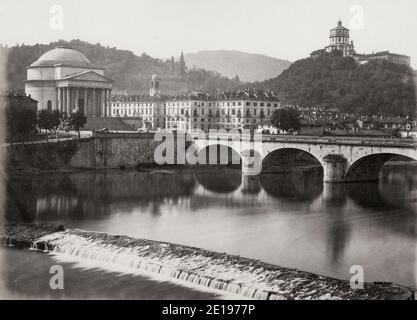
[310,20,410,66]
[25,46,113,116]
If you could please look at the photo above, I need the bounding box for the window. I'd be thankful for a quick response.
[47,100,52,111]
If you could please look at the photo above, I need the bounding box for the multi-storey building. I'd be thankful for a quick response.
[111,75,281,132]
[165,92,214,132]
[111,95,166,129]
[215,90,279,132]
[355,51,411,66]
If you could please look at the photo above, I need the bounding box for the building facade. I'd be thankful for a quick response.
[25,46,113,116]
[355,51,411,66]
[111,76,281,132]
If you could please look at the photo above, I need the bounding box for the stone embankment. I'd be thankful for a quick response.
[1,223,414,300]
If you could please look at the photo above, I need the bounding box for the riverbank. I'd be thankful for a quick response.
[0,223,414,300]
[6,140,80,175]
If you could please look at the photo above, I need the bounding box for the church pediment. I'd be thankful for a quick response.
[61,71,113,83]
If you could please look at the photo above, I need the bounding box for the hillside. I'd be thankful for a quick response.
[256,53,416,116]
[3,40,241,95]
[184,50,291,82]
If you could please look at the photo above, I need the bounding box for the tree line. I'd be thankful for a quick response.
[258,52,416,117]
[6,107,87,144]
[3,40,242,95]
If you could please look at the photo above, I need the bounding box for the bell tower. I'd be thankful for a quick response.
[149,74,160,97]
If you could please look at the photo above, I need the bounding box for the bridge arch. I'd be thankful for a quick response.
[261,147,324,175]
[346,152,416,182]
[192,142,242,166]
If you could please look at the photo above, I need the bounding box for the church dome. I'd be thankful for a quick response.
[31,46,92,67]
[331,20,349,31]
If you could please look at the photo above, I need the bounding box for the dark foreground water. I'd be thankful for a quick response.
[0,246,223,299]
[3,163,417,298]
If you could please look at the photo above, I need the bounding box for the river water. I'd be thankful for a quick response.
[2,163,417,298]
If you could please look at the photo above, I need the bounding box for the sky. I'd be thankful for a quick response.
[0,0,416,68]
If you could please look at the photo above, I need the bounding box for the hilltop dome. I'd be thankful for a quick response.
[31,46,92,67]
[331,20,349,31]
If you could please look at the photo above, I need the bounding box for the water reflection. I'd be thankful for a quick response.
[5,163,417,288]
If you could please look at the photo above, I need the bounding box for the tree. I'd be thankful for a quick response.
[6,106,37,144]
[260,54,416,117]
[271,108,301,132]
[179,52,186,76]
[37,109,64,142]
[171,56,175,74]
[68,111,87,138]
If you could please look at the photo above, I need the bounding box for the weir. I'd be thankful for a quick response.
[1,224,414,300]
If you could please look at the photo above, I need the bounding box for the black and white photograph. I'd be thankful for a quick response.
[0,0,416,309]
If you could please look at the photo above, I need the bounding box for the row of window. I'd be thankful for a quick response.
[113,107,273,118]
[112,101,279,108]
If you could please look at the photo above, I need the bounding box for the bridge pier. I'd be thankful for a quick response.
[241,150,263,176]
[323,154,348,183]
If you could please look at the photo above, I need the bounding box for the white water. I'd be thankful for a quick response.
[32,231,310,300]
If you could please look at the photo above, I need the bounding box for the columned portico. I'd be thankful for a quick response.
[55,84,112,117]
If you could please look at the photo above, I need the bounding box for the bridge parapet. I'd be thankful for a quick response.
[70,132,417,183]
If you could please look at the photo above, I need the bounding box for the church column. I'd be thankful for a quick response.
[84,88,88,116]
[97,89,101,117]
[55,88,58,110]
[57,88,61,111]
[104,89,110,117]
[92,89,97,117]
[62,88,66,113]
[61,88,65,112]
[97,89,103,117]
[66,87,71,115]
[107,89,111,117]
[101,90,105,117]
[75,88,79,112]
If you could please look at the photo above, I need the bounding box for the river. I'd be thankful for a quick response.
[2,163,417,298]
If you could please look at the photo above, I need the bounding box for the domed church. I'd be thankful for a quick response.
[324,20,355,57]
[25,46,113,116]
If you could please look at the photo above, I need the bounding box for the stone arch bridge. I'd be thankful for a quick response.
[70,132,417,183]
